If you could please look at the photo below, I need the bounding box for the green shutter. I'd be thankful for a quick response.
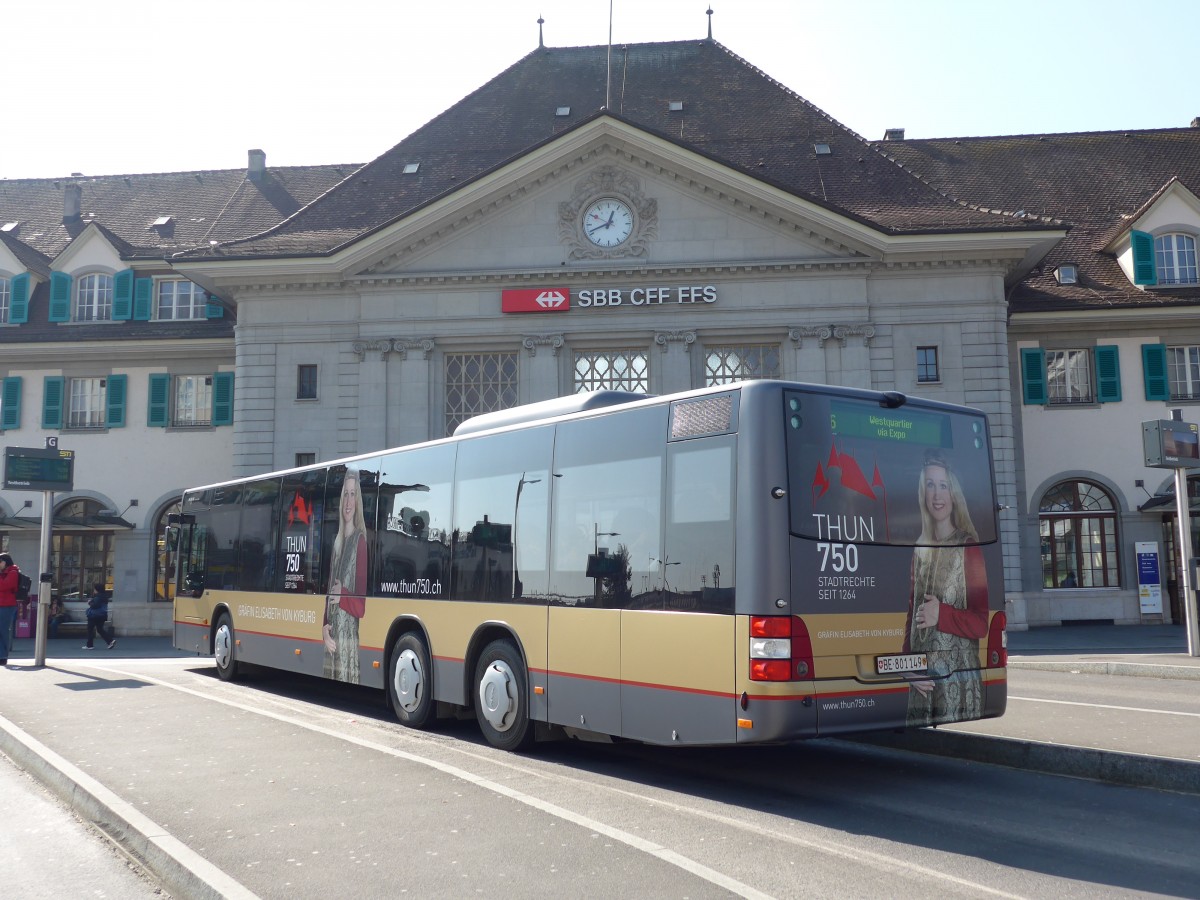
[212,372,234,425]
[133,278,153,321]
[1020,348,1047,404]
[42,376,64,428]
[105,374,127,427]
[48,272,72,321]
[1142,343,1170,401]
[10,273,30,323]
[112,268,134,320]
[1094,345,1121,403]
[206,294,225,319]
[1,376,22,429]
[147,373,170,427]
[1131,230,1157,286]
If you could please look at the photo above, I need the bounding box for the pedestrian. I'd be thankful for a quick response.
[83,582,116,650]
[0,553,20,666]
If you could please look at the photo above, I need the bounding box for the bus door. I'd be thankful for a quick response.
[619,434,737,745]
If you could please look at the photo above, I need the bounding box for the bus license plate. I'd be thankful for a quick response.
[876,653,927,675]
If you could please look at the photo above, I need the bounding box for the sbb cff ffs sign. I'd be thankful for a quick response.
[4,446,75,491]
[501,288,570,313]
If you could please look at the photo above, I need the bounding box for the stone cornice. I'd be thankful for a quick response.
[789,323,876,348]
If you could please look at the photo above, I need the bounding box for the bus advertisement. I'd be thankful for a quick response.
[172,381,1006,750]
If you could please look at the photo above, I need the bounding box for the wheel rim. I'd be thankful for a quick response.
[478,659,517,732]
[214,623,233,670]
[393,648,424,714]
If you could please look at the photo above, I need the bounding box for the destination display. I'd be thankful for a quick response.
[4,446,75,491]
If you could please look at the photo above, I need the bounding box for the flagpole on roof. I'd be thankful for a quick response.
[606,0,613,109]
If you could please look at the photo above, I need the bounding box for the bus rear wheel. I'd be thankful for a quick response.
[213,613,239,682]
[474,639,533,752]
[389,633,434,728]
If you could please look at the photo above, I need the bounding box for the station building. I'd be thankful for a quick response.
[3,27,1200,633]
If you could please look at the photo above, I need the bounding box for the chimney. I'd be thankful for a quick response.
[1192,117,1200,129]
[248,148,266,182]
[63,183,82,221]
[883,128,905,141]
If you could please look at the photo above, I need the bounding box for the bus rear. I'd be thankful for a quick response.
[735,384,1006,740]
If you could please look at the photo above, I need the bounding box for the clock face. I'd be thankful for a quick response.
[582,198,634,247]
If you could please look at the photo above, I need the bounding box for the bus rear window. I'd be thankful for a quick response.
[785,392,997,547]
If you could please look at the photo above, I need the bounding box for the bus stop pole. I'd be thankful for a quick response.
[33,489,52,667]
[1172,468,1200,657]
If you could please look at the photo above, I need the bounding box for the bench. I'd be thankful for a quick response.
[51,601,117,638]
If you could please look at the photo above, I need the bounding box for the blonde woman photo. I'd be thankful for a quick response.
[903,451,988,725]
[324,468,368,683]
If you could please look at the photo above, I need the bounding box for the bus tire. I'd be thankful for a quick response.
[474,639,533,752]
[213,613,239,682]
[388,633,434,729]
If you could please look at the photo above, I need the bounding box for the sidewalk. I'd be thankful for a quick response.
[1006,622,1200,681]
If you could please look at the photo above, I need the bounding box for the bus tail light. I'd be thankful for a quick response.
[986,612,1007,668]
[750,616,814,682]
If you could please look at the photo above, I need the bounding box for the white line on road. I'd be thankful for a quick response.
[1010,695,1200,718]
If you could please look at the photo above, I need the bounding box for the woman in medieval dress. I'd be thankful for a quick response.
[903,451,988,726]
[324,468,368,684]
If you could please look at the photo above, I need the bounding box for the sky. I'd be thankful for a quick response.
[8,0,1198,180]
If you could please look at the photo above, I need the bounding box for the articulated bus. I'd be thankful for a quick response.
[172,381,1006,751]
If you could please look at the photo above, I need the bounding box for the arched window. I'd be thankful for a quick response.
[1039,481,1119,588]
[51,498,115,600]
[1154,233,1198,285]
[75,273,113,321]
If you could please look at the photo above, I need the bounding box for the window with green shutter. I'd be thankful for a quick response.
[1094,345,1121,403]
[1142,344,1169,401]
[133,278,153,320]
[1020,348,1047,404]
[105,374,127,427]
[10,273,30,324]
[1,376,22,430]
[212,372,234,425]
[147,373,171,427]
[42,376,65,428]
[112,268,134,320]
[1131,230,1158,286]
[48,272,72,322]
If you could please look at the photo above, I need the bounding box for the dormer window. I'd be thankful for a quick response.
[1055,265,1078,285]
[1155,233,1198,285]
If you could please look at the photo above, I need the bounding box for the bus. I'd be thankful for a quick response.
[172,381,1006,750]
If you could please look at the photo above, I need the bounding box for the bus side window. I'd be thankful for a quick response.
[663,438,735,613]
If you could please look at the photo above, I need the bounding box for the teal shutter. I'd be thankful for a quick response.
[49,272,72,321]
[212,372,234,425]
[1131,230,1157,286]
[206,294,224,319]
[1094,345,1121,403]
[105,374,127,427]
[1,376,22,429]
[10,273,30,323]
[1142,343,1170,401]
[42,376,65,428]
[133,278,153,320]
[1020,348,1047,404]
[147,373,170,427]
[112,268,134,320]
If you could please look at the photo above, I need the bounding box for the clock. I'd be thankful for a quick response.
[582,197,634,248]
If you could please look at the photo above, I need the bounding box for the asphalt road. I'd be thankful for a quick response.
[2,652,1198,899]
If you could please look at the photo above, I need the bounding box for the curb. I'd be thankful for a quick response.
[0,713,259,900]
[850,729,1200,795]
[1009,659,1200,681]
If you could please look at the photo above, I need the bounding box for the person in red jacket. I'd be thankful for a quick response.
[903,453,987,726]
[0,553,21,666]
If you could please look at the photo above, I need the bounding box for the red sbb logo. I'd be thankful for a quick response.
[502,287,571,313]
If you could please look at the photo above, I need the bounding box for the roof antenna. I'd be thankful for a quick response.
[707,5,713,40]
[605,0,613,109]
[538,14,544,49]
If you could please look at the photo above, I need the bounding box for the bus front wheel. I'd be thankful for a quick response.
[389,633,434,728]
[474,639,533,752]
[213,613,239,682]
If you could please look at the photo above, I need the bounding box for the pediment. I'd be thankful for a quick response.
[51,223,125,273]
[343,117,878,280]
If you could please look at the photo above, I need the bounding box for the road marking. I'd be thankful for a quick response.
[1010,695,1200,718]
[91,662,1029,899]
